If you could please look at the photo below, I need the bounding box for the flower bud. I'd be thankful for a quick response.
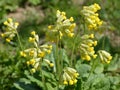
[98,50,112,64]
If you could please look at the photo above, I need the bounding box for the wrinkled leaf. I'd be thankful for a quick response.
[94,64,104,74]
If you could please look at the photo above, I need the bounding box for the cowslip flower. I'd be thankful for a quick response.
[20,31,53,73]
[1,18,19,42]
[46,10,76,42]
[81,3,103,30]
[79,34,97,61]
[98,50,112,63]
[61,67,79,85]
[44,59,54,67]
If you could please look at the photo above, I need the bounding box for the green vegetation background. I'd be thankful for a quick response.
[0,0,120,90]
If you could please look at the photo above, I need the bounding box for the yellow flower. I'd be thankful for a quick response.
[2,18,19,42]
[6,38,11,42]
[87,43,92,46]
[61,11,66,16]
[46,10,76,42]
[15,22,19,27]
[48,45,52,49]
[59,31,63,39]
[93,54,97,58]
[73,79,77,84]
[8,18,13,22]
[31,31,36,36]
[48,25,52,29]
[1,33,5,38]
[31,68,36,73]
[79,34,97,61]
[27,61,30,65]
[29,50,34,56]
[4,21,8,25]
[88,47,94,52]
[38,51,45,58]
[70,23,76,29]
[29,37,35,42]
[61,67,78,85]
[74,73,79,78]
[94,3,101,10]
[89,34,94,38]
[20,51,27,57]
[44,59,54,67]
[63,80,68,85]
[69,17,74,22]
[69,80,74,85]
[81,3,103,30]
[93,41,97,46]
[68,33,74,37]
[85,55,91,61]
[49,63,54,67]
[30,59,36,65]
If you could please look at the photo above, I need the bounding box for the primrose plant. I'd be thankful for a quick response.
[1,3,113,90]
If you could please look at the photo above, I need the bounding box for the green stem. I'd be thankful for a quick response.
[55,35,62,76]
[87,58,96,81]
[81,79,84,90]
[59,39,63,72]
[83,18,86,34]
[41,58,47,90]
[102,36,105,49]
[16,31,23,50]
[70,37,76,67]
[55,36,60,89]
[41,70,46,90]
[82,59,97,90]
[70,26,80,67]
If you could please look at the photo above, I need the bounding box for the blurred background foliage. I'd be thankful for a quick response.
[0,0,120,89]
[0,0,120,41]
[0,0,119,57]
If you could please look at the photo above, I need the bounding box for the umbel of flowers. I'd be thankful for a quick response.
[20,31,53,73]
[61,67,79,85]
[79,34,97,61]
[46,10,76,42]
[1,18,19,42]
[98,50,112,64]
[81,3,103,30]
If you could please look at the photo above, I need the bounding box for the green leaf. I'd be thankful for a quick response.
[19,78,31,84]
[59,49,69,65]
[42,70,55,80]
[107,54,119,71]
[109,76,120,85]
[13,83,24,90]
[84,74,110,90]
[75,62,91,77]
[24,71,44,88]
[92,77,110,90]
[28,0,41,5]
[94,64,104,74]
[46,83,55,90]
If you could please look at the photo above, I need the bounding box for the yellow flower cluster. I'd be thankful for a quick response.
[1,18,19,42]
[20,31,53,73]
[81,3,103,30]
[28,31,39,47]
[46,10,76,42]
[79,34,97,61]
[98,50,112,64]
[61,67,79,85]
